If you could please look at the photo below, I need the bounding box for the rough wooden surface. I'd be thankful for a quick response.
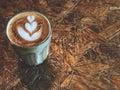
[0,0,120,90]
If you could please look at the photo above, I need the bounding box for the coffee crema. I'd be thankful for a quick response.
[7,12,50,47]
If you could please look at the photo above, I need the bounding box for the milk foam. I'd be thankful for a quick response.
[17,26,42,41]
[27,15,35,23]
[17,15,42,41]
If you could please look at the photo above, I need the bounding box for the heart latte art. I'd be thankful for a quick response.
[7,12,50,47]
[17,15,42,41]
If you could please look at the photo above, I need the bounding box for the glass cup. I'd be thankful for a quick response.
[6,11,52,66]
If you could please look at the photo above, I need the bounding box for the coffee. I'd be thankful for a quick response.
[7,12,50,47]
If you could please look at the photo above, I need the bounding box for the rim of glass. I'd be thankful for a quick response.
[6,11,52,48]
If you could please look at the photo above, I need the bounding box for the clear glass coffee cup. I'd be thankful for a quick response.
[6,11,52,66]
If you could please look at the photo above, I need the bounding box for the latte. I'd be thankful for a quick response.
[6,11,50,47]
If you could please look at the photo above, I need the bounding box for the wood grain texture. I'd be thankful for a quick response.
[0,0,120,90]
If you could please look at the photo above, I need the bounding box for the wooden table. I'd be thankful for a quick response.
[0,0,120,90]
